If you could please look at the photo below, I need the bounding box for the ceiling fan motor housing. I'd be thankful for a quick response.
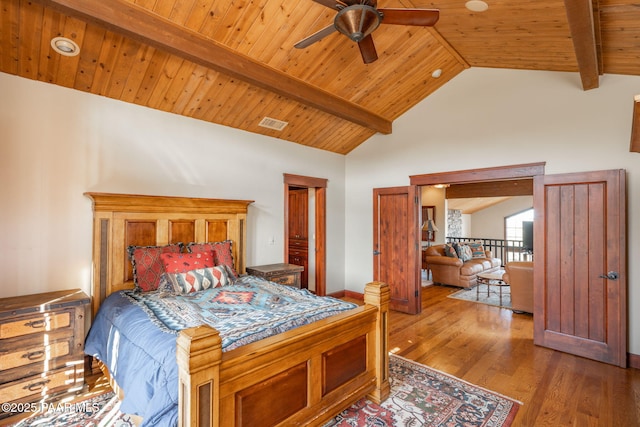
[334,4,382,42]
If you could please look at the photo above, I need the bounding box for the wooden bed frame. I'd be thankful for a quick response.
[85,192,390,427]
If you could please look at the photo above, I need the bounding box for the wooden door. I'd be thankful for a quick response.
[373,186,420,314]
[534,169,627,367]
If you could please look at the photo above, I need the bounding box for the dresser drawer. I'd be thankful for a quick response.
[0,311,72,340]
[271,274,296,286]
[0,364,84,404]
[1,340,71,371]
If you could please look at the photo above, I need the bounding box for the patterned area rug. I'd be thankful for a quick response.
[448,285,512,309]
[8,355,520,427]
[8,390,134,427]
[325,354,520,427]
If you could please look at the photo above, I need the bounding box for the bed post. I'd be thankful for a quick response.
[176,326,222,427]
[363,281,390,403]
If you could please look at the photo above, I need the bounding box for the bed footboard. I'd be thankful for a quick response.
[176,281,390,427]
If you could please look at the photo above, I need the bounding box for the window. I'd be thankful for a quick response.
[505,208,534,261]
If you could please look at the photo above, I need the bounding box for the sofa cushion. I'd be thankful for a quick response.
[468,242,486,258]
[444,244,458,258]
[460,261,484,276]
[456,244,473,261]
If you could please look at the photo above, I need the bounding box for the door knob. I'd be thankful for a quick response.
[599,271,619,280]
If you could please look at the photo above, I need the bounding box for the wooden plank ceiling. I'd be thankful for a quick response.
[2,0,640,154]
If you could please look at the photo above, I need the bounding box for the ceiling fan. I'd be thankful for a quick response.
[294,0,439,64]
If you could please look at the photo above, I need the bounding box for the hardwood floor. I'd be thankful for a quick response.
[387,284,640,426]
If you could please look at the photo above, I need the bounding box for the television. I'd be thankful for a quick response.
[522,221,534,253]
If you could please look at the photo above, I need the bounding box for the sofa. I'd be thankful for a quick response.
[503,261,534,313]
[425,243,502,289]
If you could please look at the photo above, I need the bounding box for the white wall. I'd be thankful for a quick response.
[471,196,534,239]
[0,73,347,297]
[345,68,640,354]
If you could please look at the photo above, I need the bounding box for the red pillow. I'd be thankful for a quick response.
[128,244,183,292]
[188,240,238,279]
[160,251,215,275]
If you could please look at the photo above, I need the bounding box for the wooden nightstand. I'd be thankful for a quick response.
[246,263,305,288]
[0,289,90,421]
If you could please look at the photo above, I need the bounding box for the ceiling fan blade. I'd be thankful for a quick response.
[358,34,378,64]
[294,25,338,49]
[378,8,439,26]
[312,0,347,11]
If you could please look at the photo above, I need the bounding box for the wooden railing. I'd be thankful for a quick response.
[446,237,532,266]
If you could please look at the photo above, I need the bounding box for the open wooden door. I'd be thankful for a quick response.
[534,169,627,367]
[373,186,421,314]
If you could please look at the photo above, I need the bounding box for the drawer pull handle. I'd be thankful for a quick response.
[24,319,47,329]
[25,380,50,392]
[23,350,45,361]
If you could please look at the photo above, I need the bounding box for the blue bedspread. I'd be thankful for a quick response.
[84,276,357,427]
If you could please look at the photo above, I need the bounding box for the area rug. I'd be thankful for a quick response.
[325,354,520,427]
[8,355,520,427]
[8,390,134,427]
[448,285,512,309]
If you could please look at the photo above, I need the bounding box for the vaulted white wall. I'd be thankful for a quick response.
[0,73,347,298]
[344,68,640,354]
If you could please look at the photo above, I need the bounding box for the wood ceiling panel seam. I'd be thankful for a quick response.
[56,14,86,88]
[188,72,233,121]
[158,59,200,113]
[183,0,216,32]
[171,63,215,115]
[133,0,157,10]
[119,43,156,103]
[145,54,187,109]
[194,0,228,39]
[166,0,200,24]
[212,0,270,48]
[241,0,295,59]
[248,0,308,63]
[88,31,126,96]
[0,0,20,74]
[223,85,265,128]
[130,48,171,106]
[72,24,107,91]
[179,67,224,118]
[38,7,64,85]
[269,8,333,71]
[236,93,280,130]
[18,0,44,80]
[104,37,147,100]
[231,0,284,55]
[195,75,250,122]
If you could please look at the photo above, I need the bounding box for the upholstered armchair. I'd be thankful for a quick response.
[503,261,534,314]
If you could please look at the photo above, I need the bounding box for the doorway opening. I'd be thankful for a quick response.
[284,174,327,296]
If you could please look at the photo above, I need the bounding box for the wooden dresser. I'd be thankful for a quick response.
[0,289,89,420]
[246,263,305,288]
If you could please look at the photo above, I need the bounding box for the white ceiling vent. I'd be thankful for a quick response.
[259,117,288,131]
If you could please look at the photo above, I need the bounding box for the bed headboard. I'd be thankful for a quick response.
[85,192,253,316]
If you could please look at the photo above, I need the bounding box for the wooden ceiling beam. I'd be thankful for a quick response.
[445,179,533,199]
[38,0,392,135]
[564,0,601,90]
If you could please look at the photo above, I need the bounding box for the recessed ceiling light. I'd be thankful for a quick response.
[51,37,80,57]
[465,0,489,12]
[431,69,442,78]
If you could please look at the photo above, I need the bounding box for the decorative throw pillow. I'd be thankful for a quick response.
[187,240,238,279]
[167,266,230,294]
[444,244,458,258]
[468,241,486,259]
[128,243,183,292]
[456,244,473,262]
[160,251,215,274]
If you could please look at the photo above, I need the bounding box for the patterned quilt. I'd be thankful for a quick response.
[84,275,358,427]
[122,275,358,351]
